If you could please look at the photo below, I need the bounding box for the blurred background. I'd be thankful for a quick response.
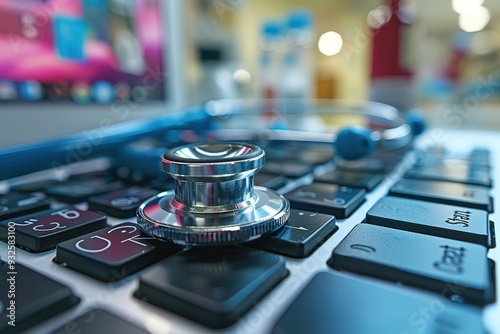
[1,0,500,147]
[182,0,500,130]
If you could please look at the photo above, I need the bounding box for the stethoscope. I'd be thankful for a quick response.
[137,99,425,246]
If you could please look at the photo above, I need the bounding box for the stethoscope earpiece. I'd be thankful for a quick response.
[334,127,377,160]
[404,109,426,136]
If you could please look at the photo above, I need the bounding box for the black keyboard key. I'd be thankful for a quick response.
[470,148,491,161]
[328,224,494,305]
[389,178,493,212]
[265,145,334,165]
[55,222,183,282]
[334,157,397,173]
[405,165,492,187]
[0,208,107,253]
[271,272,485,334]
[416,155,490,170]
[87,187,159,218]
[134,246,287,328]
[419,148,491,165]
[0,262,79,334]
[50,309,149,334]
[366,196,495,247]
[0,192,50,220]
[294,147,334,165]
[45,177,125,203]
[260,160,314,178]
[254,172,287,190]
[11,179,62,193]
[315,170,384,191]
[146,174,175,191]
[248,209,337,258]
[284,183,365,219]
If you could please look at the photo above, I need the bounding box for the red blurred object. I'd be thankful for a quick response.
[370,0,413,79]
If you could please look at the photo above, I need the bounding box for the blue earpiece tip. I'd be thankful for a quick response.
[405,109,426,136]
[334,127,377,160]
[269,119,289,130]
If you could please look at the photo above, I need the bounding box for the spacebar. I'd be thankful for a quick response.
[271,272,484,334]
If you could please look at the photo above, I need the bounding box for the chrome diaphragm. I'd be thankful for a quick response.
[137,142,290,246]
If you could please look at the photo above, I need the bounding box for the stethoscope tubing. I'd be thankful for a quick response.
[201,98,423,159]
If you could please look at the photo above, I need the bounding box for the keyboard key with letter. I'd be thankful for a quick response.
[248,209,337,258]
[328,223,494,305]
[54,222,183,281]
[0,207,107,253]
[366,196,495,247]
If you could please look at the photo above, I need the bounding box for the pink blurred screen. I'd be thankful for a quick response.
[0,0,166,103]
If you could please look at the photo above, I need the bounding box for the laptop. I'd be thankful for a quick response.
[0,1,499,333]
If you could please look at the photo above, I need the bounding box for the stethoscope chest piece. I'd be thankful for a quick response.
[137,142,290,246]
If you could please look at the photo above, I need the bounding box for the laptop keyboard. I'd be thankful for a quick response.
[0,131,498,334]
